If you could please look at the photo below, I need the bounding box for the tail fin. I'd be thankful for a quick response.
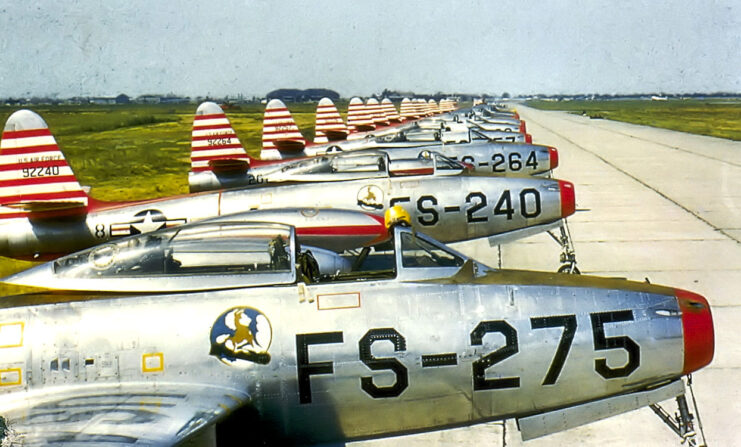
[414,99,428,117]
[346,97,375,133]
[314,97,348,144]
[427,99,438,116]
[261,99,306,160]
[381,98,401,122]
[366,98,388,127]
[191,102,251,173]
[0,110,87,219]
[440,99,457,113]
[399,98,416,120]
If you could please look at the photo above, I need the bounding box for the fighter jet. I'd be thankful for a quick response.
[188,102,558,192]
[261,97,451,160]
[235,99,551,174]
[190,148,472,193]
[0,109,575,261]
[0,214,714,445]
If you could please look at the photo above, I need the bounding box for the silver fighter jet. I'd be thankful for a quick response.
[0,109,575,261]
[187,102,558,192]
[0,217,714,445]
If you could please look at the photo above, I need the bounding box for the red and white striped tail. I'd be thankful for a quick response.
[191,102,249,173]
[427,99,438,116]
[414,99,424,117]
[366,98,388,127]
[399,98,417,120]
[261,99,306,160]
[381,98,401,122]
[0,110,87,219]
[439,99,457,113]
[346,97,375,134]
[314,97,348,144]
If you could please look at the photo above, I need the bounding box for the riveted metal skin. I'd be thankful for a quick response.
[0,225,712,444]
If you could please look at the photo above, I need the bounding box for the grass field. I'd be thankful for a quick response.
[525,99,741,141]
[0,101,327,289]
[0,102,330,201]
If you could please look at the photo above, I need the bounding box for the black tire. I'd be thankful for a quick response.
[558,264,580,274]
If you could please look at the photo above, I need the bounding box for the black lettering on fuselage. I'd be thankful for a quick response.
[296,332,343,404]
[358,328,409,398]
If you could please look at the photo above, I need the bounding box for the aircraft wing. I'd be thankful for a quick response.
[0,382,249,445]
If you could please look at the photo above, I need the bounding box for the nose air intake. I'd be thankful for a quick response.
[676,289,714,374]
[558,180,575,218]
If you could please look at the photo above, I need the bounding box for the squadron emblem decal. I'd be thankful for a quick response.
[209,307,272,365]
[357,185,384,210]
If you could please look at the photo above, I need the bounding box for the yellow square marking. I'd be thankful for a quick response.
[0,322,24,348]
[141,353,164,373]
[0,368,22,386]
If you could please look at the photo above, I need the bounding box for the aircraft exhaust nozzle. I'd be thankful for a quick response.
[525,133,533,144]
[549,147,559,170]
[558,180,575,218]
[676,289,714,374]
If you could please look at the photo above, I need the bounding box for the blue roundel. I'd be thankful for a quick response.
[209,307,272,365]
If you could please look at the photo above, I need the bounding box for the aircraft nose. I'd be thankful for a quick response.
[519,121,527,133]
[676,289,714,374]
[549,147,559,170]
[557,180,575,218]
[525,133,533,143]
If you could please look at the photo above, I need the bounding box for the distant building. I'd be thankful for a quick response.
[89,97,117,105]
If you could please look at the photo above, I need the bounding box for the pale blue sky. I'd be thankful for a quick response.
[0,0,738,98]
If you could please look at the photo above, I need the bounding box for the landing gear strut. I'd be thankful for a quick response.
[649,376,707,446]
[548,219,579,274]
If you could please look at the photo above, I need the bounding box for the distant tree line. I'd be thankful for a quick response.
[266,89,340,102]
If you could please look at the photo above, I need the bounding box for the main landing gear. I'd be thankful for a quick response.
[650,376,707,446]
[548,219,579,274]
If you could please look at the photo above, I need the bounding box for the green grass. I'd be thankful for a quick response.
[0,100,379,287]
[525,99,741,141]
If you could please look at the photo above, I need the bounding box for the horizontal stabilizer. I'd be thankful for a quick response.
[208,158,250,173]
[325,129,349,141]
[2,200,86,212]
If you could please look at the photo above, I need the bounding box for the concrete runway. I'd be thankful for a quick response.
[357,106,741,446]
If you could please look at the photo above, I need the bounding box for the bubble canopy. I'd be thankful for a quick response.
[19,222,297,293]
[3,221,487,293]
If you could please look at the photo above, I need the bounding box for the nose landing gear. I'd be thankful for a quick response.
[549,219,579,274]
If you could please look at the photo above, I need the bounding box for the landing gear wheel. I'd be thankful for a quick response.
[649,376,707,446]
[558,264,580,274]
[548,219,579,274]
